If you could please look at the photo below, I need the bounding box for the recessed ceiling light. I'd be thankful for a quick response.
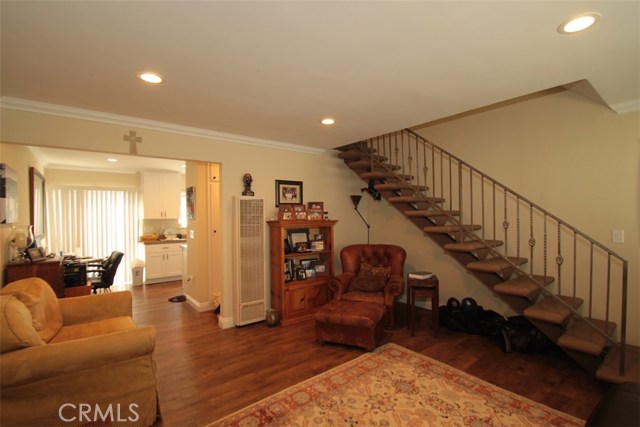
[138,72,163,84]
[107,158,118,163]
[558,13,601,34]
[321,118,336,125]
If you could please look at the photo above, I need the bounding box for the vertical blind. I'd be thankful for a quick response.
[47,186,140,288]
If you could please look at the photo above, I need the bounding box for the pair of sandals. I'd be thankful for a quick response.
[168,295,186,303]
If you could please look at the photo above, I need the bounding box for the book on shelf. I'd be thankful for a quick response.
[409,271,433,279]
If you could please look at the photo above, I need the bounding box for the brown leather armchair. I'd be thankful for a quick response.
[328,244,406,328]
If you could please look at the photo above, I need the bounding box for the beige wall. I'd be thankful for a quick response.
[2,93,637,344]
[0,108,366,327]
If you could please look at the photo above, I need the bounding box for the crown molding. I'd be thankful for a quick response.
[0,97,326,155]
[610,98,640,114]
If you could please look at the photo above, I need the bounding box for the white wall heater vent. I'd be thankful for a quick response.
[232,196,266,326]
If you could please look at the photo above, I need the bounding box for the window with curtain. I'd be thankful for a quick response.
[46,186,140,288]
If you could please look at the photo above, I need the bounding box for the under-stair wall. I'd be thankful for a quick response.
[335,91,639,383]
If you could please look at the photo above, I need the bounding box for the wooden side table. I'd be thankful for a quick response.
[407,274,439,336]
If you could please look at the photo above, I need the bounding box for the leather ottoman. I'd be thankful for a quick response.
[315,300,385,351]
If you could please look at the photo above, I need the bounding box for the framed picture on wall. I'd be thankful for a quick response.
[275,180,303,206]
[0,163,18,224]
[186,186,196,220]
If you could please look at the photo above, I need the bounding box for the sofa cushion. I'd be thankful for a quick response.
[48,316,137,344]
[1,278,63,342]
[0,295,45,353]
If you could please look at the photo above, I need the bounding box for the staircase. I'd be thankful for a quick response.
[337,129,638,384]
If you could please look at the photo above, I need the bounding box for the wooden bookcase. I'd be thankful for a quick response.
[267,219,337,326]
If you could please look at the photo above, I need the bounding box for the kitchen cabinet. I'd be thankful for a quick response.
[144,242,183,284]
[141,171,181,219]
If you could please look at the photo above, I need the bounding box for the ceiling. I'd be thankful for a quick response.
[28,146,185,174]
[1,1,638,163]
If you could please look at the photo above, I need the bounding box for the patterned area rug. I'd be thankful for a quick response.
[207,343,584,427]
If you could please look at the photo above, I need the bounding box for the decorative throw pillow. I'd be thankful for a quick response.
[1,277,63,342]
[358,262,391,279]
[349,262,391,292]
[0,295,45,353]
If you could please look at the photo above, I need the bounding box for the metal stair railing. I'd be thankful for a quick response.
[353,129,629,375]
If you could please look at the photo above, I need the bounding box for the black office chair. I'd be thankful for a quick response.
[87,251,124,294]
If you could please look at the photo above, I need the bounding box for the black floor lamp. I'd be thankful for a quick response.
[350,194,370,244]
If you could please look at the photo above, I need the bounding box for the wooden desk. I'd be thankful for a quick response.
[407,274,439,337]
[5,257,65,297]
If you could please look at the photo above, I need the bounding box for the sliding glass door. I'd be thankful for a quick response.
[47,186,140,287]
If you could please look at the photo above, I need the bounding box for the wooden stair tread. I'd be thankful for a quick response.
[524,295,584,326]
[347,160,399,170]
[388,195,444,204]
[337,150,365,160]
[558,318,616,356]
[596,344,640,384]
[405,209,459,218]
[424,224,481,233]
[494,275,554,300]
[467,257,527,273]
[360,171,412,180]
[375,183,428,191]
[444,240,503,252]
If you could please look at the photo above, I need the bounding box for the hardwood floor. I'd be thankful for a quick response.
[130,282,610,427]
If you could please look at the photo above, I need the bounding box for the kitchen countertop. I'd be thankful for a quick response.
[140,239,187,245]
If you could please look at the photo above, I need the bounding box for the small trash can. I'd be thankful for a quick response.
[131,259,145,286]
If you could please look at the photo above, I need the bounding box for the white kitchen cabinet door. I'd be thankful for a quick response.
[144,243,183,284]
[142,172,181,219]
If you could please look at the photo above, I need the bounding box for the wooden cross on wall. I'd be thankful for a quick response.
[123,131,142,154]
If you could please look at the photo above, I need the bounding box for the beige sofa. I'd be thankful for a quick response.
[0,277,158,427]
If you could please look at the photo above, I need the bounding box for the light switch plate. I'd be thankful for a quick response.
[612,229,624,243]
[189,229,195,239]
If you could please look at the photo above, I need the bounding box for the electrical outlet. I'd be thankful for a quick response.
[612,229,624,243]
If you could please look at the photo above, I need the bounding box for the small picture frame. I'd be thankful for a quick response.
[295,242,309,252]
[314,233,324,241]
[294,266,306,280]
[284,239,294,254]
[313,261,329,277]
[275,180,303,206]
[288,229,309,248]
[305,268,316,279]
[279,205,294,221]
[27,247,46,262]
[300,257,319,269]
[292,204,307,220]
[310,240,324,251]
[307,202,324,221]
[284,271,293,282]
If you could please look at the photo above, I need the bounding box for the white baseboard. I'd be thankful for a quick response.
[185,294,213,312]
[218,316,235,329]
